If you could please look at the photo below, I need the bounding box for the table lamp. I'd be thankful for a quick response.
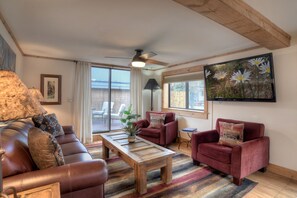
[0,70,46,197]
[28,87,44,102]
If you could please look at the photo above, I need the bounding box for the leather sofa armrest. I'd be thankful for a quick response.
[3,160,108,195]
[231,136,270,179]
[191,130,219,159]
[134,119,149,128]
[62,125,75,134]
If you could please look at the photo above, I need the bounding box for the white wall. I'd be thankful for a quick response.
[22,57,76,125]
[158,42,297,171]
[0,20,23,75]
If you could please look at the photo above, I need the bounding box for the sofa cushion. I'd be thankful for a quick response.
[148,113,165,128]
[64,153,93,164]
[199,143,232,164]
[32,113,64,137]
[138,128,161,138]
[60,142,88,156]
[56,134,79,145]
[218,121,244,146]
[28,127,65,169]
[2,128,36,178]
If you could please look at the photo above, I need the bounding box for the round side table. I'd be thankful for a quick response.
[178,130,196,149]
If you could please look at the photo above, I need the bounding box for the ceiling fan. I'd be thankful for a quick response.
[105,49,168,68]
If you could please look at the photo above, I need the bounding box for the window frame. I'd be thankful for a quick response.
[91,66,131,133]
[162,65,208,119]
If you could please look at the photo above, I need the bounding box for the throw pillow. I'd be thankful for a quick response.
[28,127,65,170]
[218,121,244,146]
[148,113,166,129]
[32,113,64,137]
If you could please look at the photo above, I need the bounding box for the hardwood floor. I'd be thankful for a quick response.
[168,143,297,198]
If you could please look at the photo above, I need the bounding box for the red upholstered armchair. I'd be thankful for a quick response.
[135,111,178,146]
[192,118,269,185]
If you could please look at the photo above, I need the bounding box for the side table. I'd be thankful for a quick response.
[8,182,60,198]
[178,130,196,149]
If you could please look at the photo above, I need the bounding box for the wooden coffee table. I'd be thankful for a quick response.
[100,132,175,195]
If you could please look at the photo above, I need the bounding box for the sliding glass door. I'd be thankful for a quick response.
[91,67,130,133]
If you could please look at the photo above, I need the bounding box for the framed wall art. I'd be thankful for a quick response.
[0,34,16,71]
[40,74,62,105]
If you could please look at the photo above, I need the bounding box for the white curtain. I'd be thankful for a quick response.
[130,67,143,115]
[72,61,92,144]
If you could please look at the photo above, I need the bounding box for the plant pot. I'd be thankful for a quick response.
[128,135,136,143]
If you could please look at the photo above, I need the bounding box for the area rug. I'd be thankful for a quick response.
[86,142,257,198]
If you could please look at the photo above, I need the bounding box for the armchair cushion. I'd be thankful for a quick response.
[134,119,150,128]
[216,118,264,141]
[138,128,161,138]
[199,143,232,164]
[218,122,244,146]
[146,111,175,124]
[148,113,165,128]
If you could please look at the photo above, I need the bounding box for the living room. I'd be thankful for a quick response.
[0,0,297,197]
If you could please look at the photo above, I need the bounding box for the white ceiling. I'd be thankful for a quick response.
[0,0,296,69]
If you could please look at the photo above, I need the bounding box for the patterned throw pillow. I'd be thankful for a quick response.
[28,127,65,169]
[218,122,244,146]
[32,113,64,137]
[148,113,166,129]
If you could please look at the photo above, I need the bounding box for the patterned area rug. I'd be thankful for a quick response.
[86,142,257,198]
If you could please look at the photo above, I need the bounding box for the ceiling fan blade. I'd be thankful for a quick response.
[140,52,157,59]
[105,56,131,59]
[146,59,168,66]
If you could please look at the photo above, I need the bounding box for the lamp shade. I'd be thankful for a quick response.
[131,56,145,68]
[0,70,47,122]
[28,87,44,102]
[144,79,160,90]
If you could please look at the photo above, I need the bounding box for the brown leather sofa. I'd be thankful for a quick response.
[1,119,108,198]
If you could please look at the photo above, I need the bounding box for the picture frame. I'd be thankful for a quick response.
[40,74,62,105]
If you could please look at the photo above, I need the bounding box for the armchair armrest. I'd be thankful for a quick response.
[162,120,178,145]
[191,130,219,159]
[231,136,270,179]
[134,119,149,128]
[62,125,75,134]
[3,160,108,194]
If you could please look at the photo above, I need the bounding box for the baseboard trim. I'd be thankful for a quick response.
[268,163,297,181]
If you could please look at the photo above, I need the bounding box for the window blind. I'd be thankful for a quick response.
[163,72,204,83]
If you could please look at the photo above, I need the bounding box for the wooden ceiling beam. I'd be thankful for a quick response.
[173,0,291,50]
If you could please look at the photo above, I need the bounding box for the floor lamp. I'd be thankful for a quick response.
[144,79,160,111]
[0,70,46,198]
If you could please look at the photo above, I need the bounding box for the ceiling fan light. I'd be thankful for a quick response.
[132,61,146,67]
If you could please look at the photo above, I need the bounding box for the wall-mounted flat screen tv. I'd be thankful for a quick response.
[204,53,276,102]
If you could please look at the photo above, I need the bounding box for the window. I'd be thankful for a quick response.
[169,82,186,108]
[162,65,208,119]
[91,67,130,133]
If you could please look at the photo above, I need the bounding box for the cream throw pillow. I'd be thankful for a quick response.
[148,113,166,129]
[218,121,244,146]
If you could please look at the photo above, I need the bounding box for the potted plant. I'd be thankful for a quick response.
[120,104,141,143]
